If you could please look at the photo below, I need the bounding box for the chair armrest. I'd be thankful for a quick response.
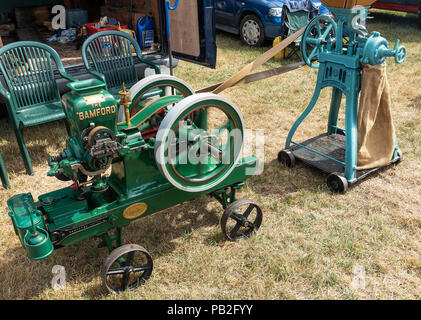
[138,57,161,75]
[87,69,107,84]
[59,71,78,83]
[0,81,11,102]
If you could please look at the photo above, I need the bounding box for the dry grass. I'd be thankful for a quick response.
[0,9,420,300]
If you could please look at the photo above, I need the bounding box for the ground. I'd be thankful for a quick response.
[0,9,420,300]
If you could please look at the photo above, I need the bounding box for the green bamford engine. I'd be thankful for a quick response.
[7,75,263,293]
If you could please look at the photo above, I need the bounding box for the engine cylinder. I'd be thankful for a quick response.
[62,79,118,142]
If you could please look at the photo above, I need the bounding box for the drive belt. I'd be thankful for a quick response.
[197,27,306,94]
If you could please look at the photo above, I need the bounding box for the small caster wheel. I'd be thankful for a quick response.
[102,244,153,294]
[395,148,403,163]
[327,173,348,194]
[278,149,295,167]
[221,199,263,241]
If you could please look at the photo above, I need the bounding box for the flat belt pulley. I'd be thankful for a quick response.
[82,125,122,172]
[155,93,245,192]
[124,74,195,120]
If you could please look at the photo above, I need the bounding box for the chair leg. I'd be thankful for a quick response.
[12,123,34,176]
[0,154,10,189]
[64,119,71,136]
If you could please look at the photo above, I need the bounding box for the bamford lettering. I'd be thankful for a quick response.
[78,105,116,120]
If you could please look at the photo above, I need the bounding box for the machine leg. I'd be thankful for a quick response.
[211,183,244,209]
[344,91,358,182]
[327,88,343,135]
[100,228,123,253]
[285,87,322,149]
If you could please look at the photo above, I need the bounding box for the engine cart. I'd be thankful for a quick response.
[7,76,263,293]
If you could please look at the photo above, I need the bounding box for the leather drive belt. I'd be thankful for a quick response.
[197,27,306,94]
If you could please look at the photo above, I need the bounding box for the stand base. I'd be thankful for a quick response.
[282,133,401,192]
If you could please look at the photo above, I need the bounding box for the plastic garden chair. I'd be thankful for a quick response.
[81,30,161,97]
[0,153,10,189]
[281,0,318,59]
[0,41,77,175]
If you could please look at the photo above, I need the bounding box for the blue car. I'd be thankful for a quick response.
[215,0,329,46]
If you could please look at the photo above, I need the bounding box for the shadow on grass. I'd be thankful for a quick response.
[0,195,227,299]
[409,95,421,109]
[248,151,403,199]
[0,117,67,174]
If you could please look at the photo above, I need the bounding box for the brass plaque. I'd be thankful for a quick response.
[83,94,105,105]
[123,202,148,219]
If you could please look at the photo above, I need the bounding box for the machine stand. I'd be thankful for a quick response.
[279,6,406,193]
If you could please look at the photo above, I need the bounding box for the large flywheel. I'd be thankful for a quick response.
[126,74,195,120]
[155,93,245,193]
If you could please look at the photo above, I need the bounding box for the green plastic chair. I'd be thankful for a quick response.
[0,153,10,189]
[81,30,161,96]
[282,4,312,59]
[0,41,77,175]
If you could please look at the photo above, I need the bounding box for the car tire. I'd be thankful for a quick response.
[239,14,265,47]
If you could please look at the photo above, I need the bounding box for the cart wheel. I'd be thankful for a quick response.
[101,244,153,294]
[278,150,295,167]
[327,173,348,194]
[221,199,263,241]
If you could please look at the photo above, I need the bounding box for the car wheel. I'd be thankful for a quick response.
[240,15,265,47]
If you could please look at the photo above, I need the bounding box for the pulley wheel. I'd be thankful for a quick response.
[220,199,263,241]
[155,93,245,193]
[101,244,153,294]
[301,15,337,69]
[128,75,195,118]
[86,126,116,147]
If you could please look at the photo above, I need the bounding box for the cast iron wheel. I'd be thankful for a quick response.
[240,15,265,47]
[327,172,348,194]
[221,199,263,241]
[278,149,296,167]
[301,15,337,69]
[102,244,153,294]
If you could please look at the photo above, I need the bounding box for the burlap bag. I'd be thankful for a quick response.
[357,63,395,170]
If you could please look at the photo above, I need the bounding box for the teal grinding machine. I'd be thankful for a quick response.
[278,5,406,193]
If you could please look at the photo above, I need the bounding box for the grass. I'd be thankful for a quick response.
[0,9,420,299]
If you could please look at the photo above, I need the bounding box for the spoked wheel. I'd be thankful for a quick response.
[301,15,337,69]
[326,172,348,194]
[155,93,245,193]
[128,74,195,119]
[221,199,263,241]
[102,244,153,294]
